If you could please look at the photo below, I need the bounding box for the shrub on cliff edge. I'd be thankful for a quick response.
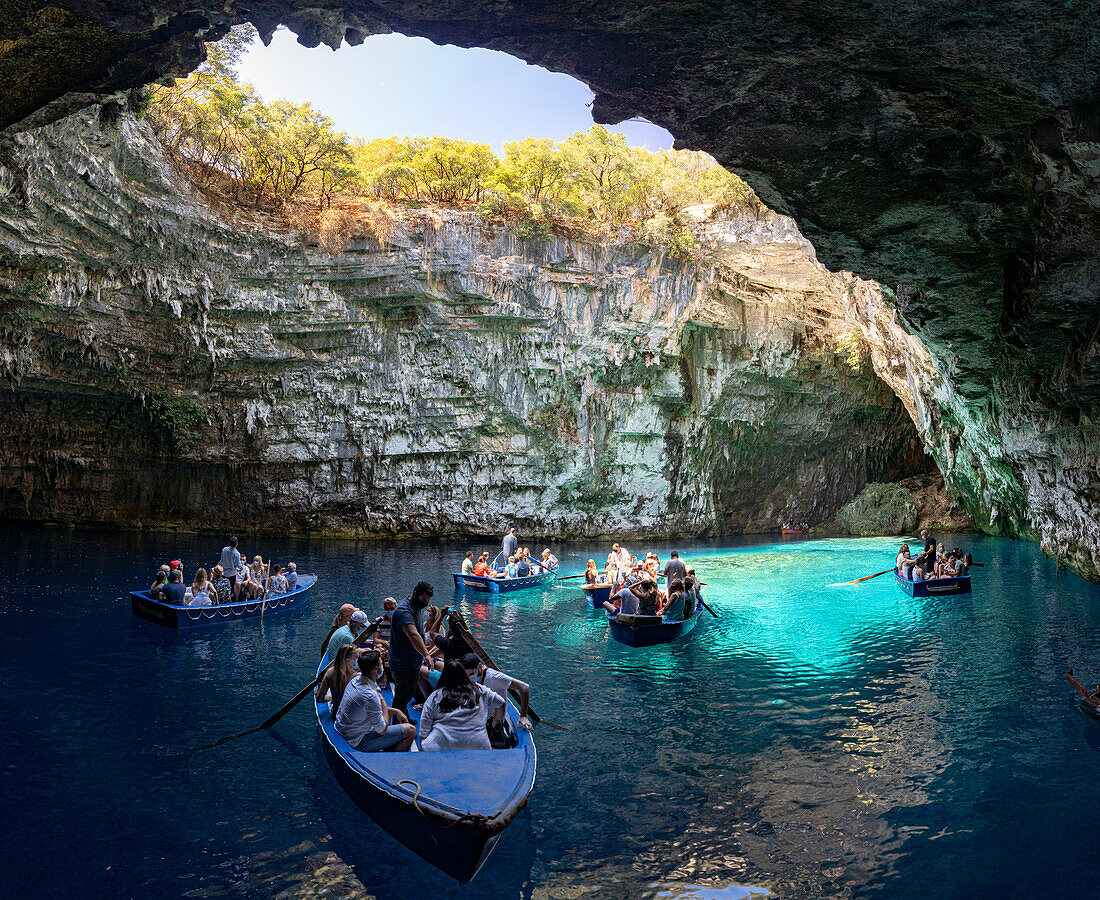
[836,482,918,536]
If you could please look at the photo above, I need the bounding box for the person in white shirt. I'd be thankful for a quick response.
[334,651,415,752]
[418,660,505,751]
[461,653,532,731]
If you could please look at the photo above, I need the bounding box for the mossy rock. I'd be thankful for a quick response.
[836,482,918,536]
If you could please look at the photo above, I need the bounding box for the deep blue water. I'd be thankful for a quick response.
[4,526,1100,898]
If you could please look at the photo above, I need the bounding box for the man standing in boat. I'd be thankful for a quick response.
[390,581,436,717]
[502,527,519,563]
[220,537,242,599]
[663,551,687,584]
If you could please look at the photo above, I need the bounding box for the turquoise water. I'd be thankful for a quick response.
[3,527,1100,897]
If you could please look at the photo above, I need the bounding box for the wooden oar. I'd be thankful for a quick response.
[450,616,570,733]
[194,621,380,751]
[842,567,896,585]
[697,597,719,618]
[556,573,588,581]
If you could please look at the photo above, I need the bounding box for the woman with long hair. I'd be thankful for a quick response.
[584,559,599,584]
[316,643,360,715]
[418,660,505,751]
[189,568,212,607]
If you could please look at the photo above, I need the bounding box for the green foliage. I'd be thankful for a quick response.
[144,390,206,452]
[836,482,919,536]
[147,24,353,208]
[146,27,758,237]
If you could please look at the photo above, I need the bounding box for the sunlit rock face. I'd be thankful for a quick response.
[1,2,1098,572]
[0,113,925,537]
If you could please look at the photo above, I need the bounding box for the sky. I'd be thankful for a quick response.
[237,29,674,152]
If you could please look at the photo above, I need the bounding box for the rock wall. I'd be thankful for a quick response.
[4,1,1098,575]
[0,112,926,537]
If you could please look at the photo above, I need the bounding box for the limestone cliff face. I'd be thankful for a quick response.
[0,112,925,537]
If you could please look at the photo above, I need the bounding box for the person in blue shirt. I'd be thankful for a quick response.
[220,537,242,597]
[515,555,531,577]
[285,562,298,591]
[161,570,187,605]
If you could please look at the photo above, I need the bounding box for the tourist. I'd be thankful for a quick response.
[209,564,231,604]
[235,563,253,600]
[334,651,415,752]
[431,611,475,665]
[249,555,268,590]
[161,570,186,605]
[896,543,912,571]
[329,609,368,655]
[663,551,688,584]
[220,537,242,587]
[660,579,688,619]
[682,574,699,617]
[285,562,298,591]
[316,642,360,715]
[515,553,531,577]
[474,553,492,577]
[377,598,396,644]
[541,549,559,571]
[319,603,358,656]
[150,564,170,596]
[462,652,533,731]
[461,551,475,576]
[188,568,213,606]
[606,579,642,616]
[418,660,506,751]
[169,559,184,584]
[637,578,660,616]
[502,526,519,561]
[268,563,288,595]
[584,559,600,584]
[960,552,973,575]
[389,582,435,717]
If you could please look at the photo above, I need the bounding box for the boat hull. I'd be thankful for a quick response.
[453,571,556,593]
[606,608,703,647]
[318,728,502,882]
[894,571,972,597]
[781,528,808,537]
[315,655,536,883]
[582,583,612,607]
[130,575,316,628]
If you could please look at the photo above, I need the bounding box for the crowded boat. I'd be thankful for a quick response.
[459,527,560,580]
[894,528,973,582]
[317,583,534,750]
[145,536,301,607]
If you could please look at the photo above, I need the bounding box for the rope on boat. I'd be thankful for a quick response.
[180,591,296,622]
[396,778,506,835]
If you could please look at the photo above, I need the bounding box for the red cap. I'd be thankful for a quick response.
[169,559,181,569]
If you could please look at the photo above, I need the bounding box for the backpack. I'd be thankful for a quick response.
[487,714,518,749]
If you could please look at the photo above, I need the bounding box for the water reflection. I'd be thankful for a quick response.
[4,528,1100,897]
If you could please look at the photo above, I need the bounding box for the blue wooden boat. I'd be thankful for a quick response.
[894,571,972,597]
[605,606,704,647]
[130,575,316,628]
[453,569,556,593]
[315,655,536,883]
[582,582,612,607]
